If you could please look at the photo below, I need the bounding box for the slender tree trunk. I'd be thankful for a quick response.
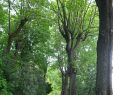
[61,66,76,95]
[61,74,69,95]
[67,47,77,95]
[69,72,76,95]
[68,49,76,95]
[61,44,77,95]
[95,0,112,95]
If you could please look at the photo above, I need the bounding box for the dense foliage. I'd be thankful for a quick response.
[1,0,110,95]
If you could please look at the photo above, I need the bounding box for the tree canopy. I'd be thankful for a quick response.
[0,0,112,95]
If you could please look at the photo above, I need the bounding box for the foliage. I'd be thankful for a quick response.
[0,0,101,95]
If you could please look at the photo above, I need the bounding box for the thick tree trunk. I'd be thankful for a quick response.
[95,0,112,95]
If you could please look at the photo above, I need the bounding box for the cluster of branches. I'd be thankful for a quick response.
[51,0,98,75]
[56,0,97,50]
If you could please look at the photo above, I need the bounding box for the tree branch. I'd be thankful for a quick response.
[5,17,28,53]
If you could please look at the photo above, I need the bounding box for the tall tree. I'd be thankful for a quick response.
[95,0,112,95]
[1,0,52,95]
[50,0,97,95]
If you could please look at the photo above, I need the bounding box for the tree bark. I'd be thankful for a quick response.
[95,0,112,95]
[69,72,76,95]
[68,49,76,95]
[67,47,77,95]
[61,74,69,95]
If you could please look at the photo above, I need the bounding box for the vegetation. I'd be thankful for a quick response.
[0,0,112,95]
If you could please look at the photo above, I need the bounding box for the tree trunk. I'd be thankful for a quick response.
[95,0,112,95]
[61,44,77,95]
[68,48,76,95]
[69,72,76,95]
[61,68,76,95]
[61,74,69,95]
[65,47,77,95]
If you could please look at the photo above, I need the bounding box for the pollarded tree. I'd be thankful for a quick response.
[95,0,112,95]
[50,0,97,95]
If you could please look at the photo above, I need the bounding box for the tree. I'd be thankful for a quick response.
[95,0,112,95]
[46,29,98,95]
[1,0,109,95]
[0,0,52,95]
[50,0,97,95]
